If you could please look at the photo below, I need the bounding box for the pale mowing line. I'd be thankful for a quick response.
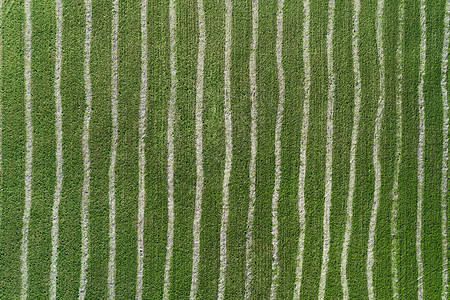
[391,0,404,298]
[417,0,426,298]
[0,0,3,231]
[108,0,119,298]
[244,0,257,299]
[293,0,310,298]
[269,1,284,299]
[20,0,33,298]
[163,0,177,298]
[79,0,92,298]
[50,0,63,299]
[189,0,206,298]
[341,0,362,298]
[318,0,335,298]
[135,0,148,298]
[367,1,385,299]
[442,1,450,299]
[218,0,233,298]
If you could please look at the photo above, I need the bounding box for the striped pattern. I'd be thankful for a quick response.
[0,1,447,299]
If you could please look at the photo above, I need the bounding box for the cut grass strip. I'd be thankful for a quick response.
[318,0,336,297]
[189,0,206,297]
[163,0,177,297]
[79,0,92,297]
[269,0,284,298]
[442,1,450,298]
[218,0,232,298]
[50,0,63,298]
[391,1,404,298]
[20,0,33,297]
[244,1,258,299]
[341,0,362,297]
[367,0,385,298]
[416,0,426,297]
[136,0,148,298]
[293,0,309,297]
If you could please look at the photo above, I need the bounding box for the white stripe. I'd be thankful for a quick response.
[244,0,257,298]
[50,0,63,299]
[78,0,92,298]
[20,0,33,298]
[218,0,233,298]
[189,0,206,298]
[318,0,335,298]
[391,0,404,298]
[341,0,362,298]
[417,0,426,297]
[367,0,385,298]
[163,0,177,298]
[293,0,310,298]
[136,0,148,298]
[269,1,284,299]
[442,1,450,299]
[108,0,119,298]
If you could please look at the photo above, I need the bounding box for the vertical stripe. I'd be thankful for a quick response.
[391,0,404,298]
[0,0,2,231]
[318,0,335,298]
[367,0,385,298]
[293,0,310,298]
[108,0,119,298]
[269,1,284,299]
[163,0,177,297]
[442,1,450,299]
[135,0,148,298]
[189,0,206,298]
[417,0,426,297]
[244,0,257,298]
[341,0,362,298]
[218,0,233,298]
[78,0,92,298]
[50,0,63,299]
[20,0,33,298]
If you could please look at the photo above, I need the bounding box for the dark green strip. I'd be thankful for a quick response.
[143,0,170,298]
[170,0,197,298]
[0,1,25,298]
[225,1,251,298]
[28,0,56,297]
[86,1,111,297]
[57,0,84,297]
[278,1,303,299]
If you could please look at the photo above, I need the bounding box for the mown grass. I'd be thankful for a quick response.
[85,1,112,298]
[253,0,278,298]
[299,1,328,298]
[224,1,251,298]
[278,1,303,299]
[170,0,197,298]
[0,1,25,298]
[143,0,170,298]
[27,0,56,298]
[57,0,85,297]
[326,0,354,297]
[197,0,226,298]
[399,0,420,298]
[423,0,445,297]
[115,1,140,298]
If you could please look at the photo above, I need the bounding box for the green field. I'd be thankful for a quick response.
[0,0,449,299]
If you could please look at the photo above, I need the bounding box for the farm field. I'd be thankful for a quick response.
[0,0,449,299]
